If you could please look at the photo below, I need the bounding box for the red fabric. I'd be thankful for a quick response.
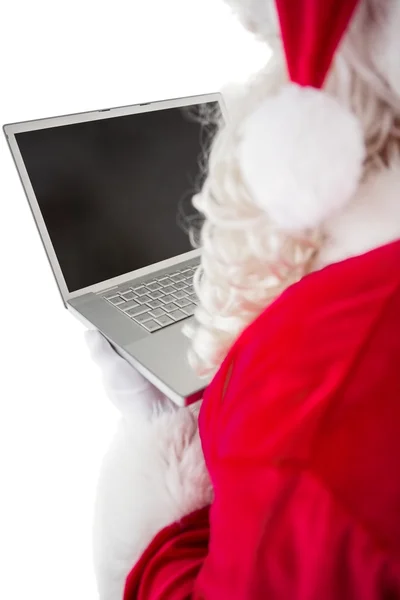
[124,507,210,599]
[274,0,361,87]
[124,239,400,599]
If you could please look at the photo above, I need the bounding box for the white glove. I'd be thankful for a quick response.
[85,329,176,422]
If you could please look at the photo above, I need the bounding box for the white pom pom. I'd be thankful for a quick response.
[238,84,365,231]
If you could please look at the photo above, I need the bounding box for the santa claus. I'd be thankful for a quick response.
[86,0,400,597]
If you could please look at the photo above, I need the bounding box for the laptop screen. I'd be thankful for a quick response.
[15,101,219,292]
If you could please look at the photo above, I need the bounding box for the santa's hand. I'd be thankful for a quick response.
[85,330,176,422]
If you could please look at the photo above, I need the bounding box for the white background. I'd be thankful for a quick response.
[0,2,265,598]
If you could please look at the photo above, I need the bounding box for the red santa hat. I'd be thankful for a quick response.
[238,0,366,231]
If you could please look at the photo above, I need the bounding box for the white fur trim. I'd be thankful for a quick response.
[93,408,211,600]
[238,84,365,231]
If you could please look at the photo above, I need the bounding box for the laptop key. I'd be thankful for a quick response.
[163,302,178,313]
[117,298,130,308]
[146,282,162,292]
[171,290,187,300]
[149,290,163,300]
[143,319,162,332]
[173,282,187,290]
[174,297,191,308]
[149,308,166,319]
[158,278,170,286]
[126,305,149,317]
[133,286,147,296]
[137,294,152,304]
[160,294,176,304]
[170,309,187,321]
[104,291,119,299]
[108,296,125,305]
[133,312,153,324]
[121,300,140,311]
[171,274,185,283]
[161,285,176,294]
[182,303,197,316]
[156,314,174,327]
[147,299,163,309]
[121,291,136,301]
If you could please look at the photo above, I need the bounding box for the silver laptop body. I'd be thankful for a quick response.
[4,93,225,406]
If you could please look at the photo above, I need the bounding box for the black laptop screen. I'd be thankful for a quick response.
[15,102,219,292]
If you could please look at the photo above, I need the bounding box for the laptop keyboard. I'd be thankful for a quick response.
[102,263,199,333]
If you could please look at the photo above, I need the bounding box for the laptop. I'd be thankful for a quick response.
[4,93,226,406]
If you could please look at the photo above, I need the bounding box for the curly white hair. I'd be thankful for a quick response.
[186,0,400,375]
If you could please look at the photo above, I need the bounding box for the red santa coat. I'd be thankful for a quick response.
[124,239,400,599]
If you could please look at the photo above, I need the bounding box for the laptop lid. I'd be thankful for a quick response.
[4,93,225,303]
